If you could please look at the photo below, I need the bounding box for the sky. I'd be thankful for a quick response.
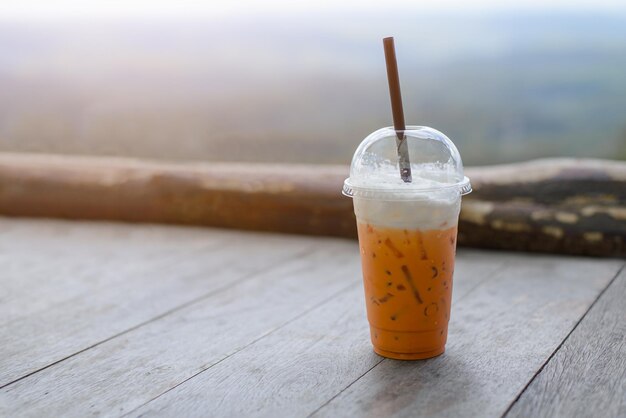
[2,0,626,20]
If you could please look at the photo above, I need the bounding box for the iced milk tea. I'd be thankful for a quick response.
[356,221,457,359]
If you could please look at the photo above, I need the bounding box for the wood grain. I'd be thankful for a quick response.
[0,237,363,417]
[125,251,505,417]
[0,153,625,256]
[505,267,626,418]
[309,257,623,418]
[0,244,502,417]
[0,218,226,325]
[129,255,621,417]
[0,218,314,387]
[1,217,623,418]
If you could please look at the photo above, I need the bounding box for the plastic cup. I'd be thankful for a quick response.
[343,126,471,360]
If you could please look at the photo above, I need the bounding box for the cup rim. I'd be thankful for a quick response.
[342,176,472,200]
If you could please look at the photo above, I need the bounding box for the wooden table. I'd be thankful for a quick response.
[1,218,624,417]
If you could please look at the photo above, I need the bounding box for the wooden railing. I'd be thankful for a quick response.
[0,153,624,257]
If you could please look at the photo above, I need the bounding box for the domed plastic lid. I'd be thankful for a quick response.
[343,126,471,200]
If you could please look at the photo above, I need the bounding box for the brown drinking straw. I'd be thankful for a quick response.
[383,37,412,183]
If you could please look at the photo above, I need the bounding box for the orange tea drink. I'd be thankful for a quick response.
[356,220,457,359]
[352,193,461,360]
[343,126,471,360]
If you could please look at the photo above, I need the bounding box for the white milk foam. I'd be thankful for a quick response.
[351,177,461,230]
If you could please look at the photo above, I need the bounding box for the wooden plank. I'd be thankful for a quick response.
[0,218,315,387]
[0,234,362,416]
[0,218,228,324]
[114,252,524,418]
[308,258,623,418]
[1,153,625,256]
[505,267,626,418]
[0,248,502,417]
[122,253,621,417]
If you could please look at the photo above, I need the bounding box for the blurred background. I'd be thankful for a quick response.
[1,0,626,166]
